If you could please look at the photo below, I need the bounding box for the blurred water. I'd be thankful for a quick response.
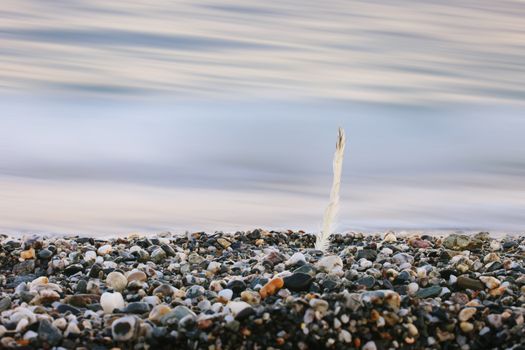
[0,1,524,235]
[1,0,524,104]
[1,98,524,235]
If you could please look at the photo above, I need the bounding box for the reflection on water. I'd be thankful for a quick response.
[1,99,524,235]
[1,0,524,104]
[1,0,524,235]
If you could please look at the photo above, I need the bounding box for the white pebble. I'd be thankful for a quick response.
[100,292,125,314]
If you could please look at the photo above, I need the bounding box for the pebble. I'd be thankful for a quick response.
[316,255,343,275]
[106,271,128,292]
[97,244,112,256]
[479,276,501,289]
[112,316,138,341]
[458,307,477,321]
[0,231,521,349]
[283,272,313,291]
[100,292,125,313]
[259,277,284,298]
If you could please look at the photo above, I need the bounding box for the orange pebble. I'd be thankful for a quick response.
[259,277,284,298]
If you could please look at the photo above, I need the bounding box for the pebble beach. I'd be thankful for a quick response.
[0,230,524,349]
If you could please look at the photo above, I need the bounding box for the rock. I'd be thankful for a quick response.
[285,252,306,266]
[13,260,35,275]
[123,302,151,314]
[356,276,376,289]
[356,249,377,261]
[97,244,112,256]
[218,289,233,302]
[316,256,343,275]
[217,238,231,249]
[228,301,252,317]
[283,273,313,291]
[149,305,171,323]
[171,305,196,321]
[241,291,261,305]
[38,249,53,259]
[0,297,11,312]
[416,285,442,298]
[38,319,62,346]
[479,276,500,289]
[487,314,503,328]
[443,234,471,250]
[151,248,167,263]
[188,253,204,264]
[362,341,377,350]
[392,253,414,265]
[64,264,83,276]
[460,322,474,333]
[20,248,36,260]
[186,285,205,299]
[100,292,125,313]
[458,307,477,322]
[207,261,222,273]
[259,277,284,298]
[127,269,147,283]
[106,271,128,292]
[226,280,246,295]
[112,316,138,341]
[84,250,97,262]
[457,276,484,290]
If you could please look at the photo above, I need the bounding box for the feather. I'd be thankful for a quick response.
[315,127,346,252]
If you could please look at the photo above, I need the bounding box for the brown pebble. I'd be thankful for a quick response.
[259,277,284,298]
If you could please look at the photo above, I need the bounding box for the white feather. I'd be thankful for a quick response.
[315,127,346,252]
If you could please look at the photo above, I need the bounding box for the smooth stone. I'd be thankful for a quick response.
[97,244,113,256]
[207,261,221,273]
[123,302,151,314]
[240,291,261,305]
[151,248,167,263]
[487,314,503,328]
[188,253,204,264]
[286,252,306,266]
[392,253,414,265]
[217,238,232,249]
[112,316,138,341]
[226,280,246,295]
[316,256,343,274]
[64,264,84,276]
[283,272,314,291]
[416,285,442,298]
[171,305,196,321]
[55,304,81,316]
[479,276,501,289]
[0,297,11,312]
[38,319,62,346]
[38,249,53,259]
[106,271,128,292]
[459,307,477,322]
[356,249,377,261]
[457,276,484,290]
[148,305,172,323]
[293,264,316,276]
[127,269,147,283]
[356,276,375,289]
[443,234,471,250]
[186,285,205,299]
[218,289,233,301]
[13,260,35,275]
[100,292,125,314]
[228,301,252,316]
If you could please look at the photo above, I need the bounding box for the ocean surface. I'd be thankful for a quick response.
[0,0,524,235]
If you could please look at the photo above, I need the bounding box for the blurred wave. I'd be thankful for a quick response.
[1,98,524,235]
[1,0,525,104]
